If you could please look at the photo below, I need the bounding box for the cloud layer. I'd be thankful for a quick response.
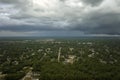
[0,0,120,36]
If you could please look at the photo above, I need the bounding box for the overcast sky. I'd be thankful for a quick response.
[0,0,120,37]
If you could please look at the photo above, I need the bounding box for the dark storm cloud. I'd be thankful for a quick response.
[71,11,120,35]
[0,0,19,4]
[0,0,30,11]
[10,14,33,20]
[81,0,104,6]
[0,25,62,32]
[0,0,120,36]
[88,26,120,35]
[0,0,29,5]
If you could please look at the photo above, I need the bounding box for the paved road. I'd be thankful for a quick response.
[58,47,62,62]
[22,70,33,80]
[40,53,46,61]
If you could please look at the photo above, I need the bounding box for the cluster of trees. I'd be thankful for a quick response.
[39,62,120,80]
[4,72,25,80]
[0,38,120,80]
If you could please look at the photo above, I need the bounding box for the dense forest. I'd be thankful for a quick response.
[0,37,120,80]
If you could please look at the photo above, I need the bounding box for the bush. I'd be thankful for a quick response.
[4,72,25,80]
